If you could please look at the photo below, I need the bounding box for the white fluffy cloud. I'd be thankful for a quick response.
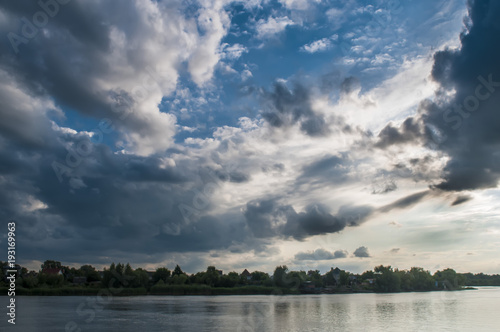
[279,0,322,10]
[221,43,248,60]
[256,16,295,39]
[188,1,231,86]
[301,35,338,53]
[0,0,235,156]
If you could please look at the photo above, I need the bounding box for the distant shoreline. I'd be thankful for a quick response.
[1,286,482,297]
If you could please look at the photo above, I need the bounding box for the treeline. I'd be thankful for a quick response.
[460,273,500,286]
[1,260,499,296]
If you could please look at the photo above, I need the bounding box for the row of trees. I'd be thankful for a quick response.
[2,260,497,293]
[370,266,466,292]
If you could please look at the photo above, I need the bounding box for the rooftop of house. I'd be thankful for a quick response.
[42,268,63,275]
[241,269,251,276]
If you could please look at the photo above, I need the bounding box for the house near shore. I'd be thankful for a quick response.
[73,276,87,285]
[42,267,64,276]
[241,269,252,280]
[362,279,375,287]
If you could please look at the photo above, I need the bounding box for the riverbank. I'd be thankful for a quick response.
[1,285,479,296]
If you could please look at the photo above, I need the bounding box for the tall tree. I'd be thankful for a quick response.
[273,265,289,288]
[204,266,220,287]
[172,265,185,276]
[153,267,171,284]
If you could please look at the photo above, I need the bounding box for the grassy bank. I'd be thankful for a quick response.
[1,285,300,296]
[149,285,299,295]
[1,287,148,296]
[1,285,480,296]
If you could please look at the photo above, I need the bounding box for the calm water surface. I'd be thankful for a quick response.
[1,287,499,331]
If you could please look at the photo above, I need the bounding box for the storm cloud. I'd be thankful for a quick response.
[353,246,370,258]
[295,248,348,261]
[375,0,500,192]
[426,0,500,191]
[0,0,230,155]
[0,0,497,274]
[379,191,430,213]
[261,82,330,137]
[244,199,374,240]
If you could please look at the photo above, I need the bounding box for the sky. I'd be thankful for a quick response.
[0,0,499,275]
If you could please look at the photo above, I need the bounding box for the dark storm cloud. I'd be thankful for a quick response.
[0,128,255,265]
[0,0,251,265]
[0,74,58,149]
[0,0,190,154]
[0,1,112,117]
[379,191,430,213]
[340,76,360,95]
[261,81,330,136]
[294,248,348,261]
[215,169,250,183]
[301,154,345,178]
[375,117,422,148]
[297,153,352,186]
[243,199,374,240]
[353,246,370,258]
[426,0,500,191]
[451,195,472,206]
[375,0,500,192]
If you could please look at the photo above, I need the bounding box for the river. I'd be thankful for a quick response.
[1,287,499,331]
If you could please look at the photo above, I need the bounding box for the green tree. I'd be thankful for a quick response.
[22,275,39,288]
[172,265,185,276]
[434,268,464,289]
[220,272,240,287]
[172,274,188,285]
[374,265,401,292]
[102,262,127,288]
[190,271,205,284]
[101,263,115,288]
[324,268,340,286]
[273,265,289,288]
[133,268,150,288]
[361,270,375,281]
[124,263,134,279]
[340,271,350,286]
[288,271,306,288]
[307,270,324,287]
[397,270,413,291]
[38,273,64,287]
[116,263,124,276]
[80,265,100,282]
[251,271,270,284]
[409,267,434,291]
[153,267,171,284]
[203,266,221,287]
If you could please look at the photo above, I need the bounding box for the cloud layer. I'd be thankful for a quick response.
[0,0,498,274]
